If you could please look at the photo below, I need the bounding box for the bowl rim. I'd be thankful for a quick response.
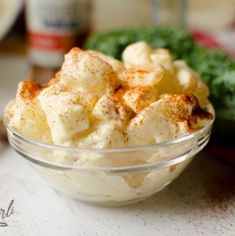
[3,104,214,172]
[3,114,214,154]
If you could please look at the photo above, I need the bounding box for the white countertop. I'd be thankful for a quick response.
[0,56,235,236]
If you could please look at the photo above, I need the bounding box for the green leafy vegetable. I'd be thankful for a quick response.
[85,27,235,123]
[85,27,195,60]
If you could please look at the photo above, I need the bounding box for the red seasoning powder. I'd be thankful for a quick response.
[204,173,235,212]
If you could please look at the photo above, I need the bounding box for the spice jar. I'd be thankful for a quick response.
[25,0,91,83]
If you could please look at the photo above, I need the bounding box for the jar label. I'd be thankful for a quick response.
[26,0,90,67]
[28,32,78,51]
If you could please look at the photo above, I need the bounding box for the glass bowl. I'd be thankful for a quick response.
[3,115,213,206]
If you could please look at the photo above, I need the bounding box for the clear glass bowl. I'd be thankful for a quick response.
[4,115,213,206]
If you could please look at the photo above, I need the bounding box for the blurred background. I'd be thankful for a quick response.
[1,0,235,54]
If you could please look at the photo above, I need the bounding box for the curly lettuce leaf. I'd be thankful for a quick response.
[85,27,235,122]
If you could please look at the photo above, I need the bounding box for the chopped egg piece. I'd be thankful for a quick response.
[174,60,209,106]
[128,94,213,146]
[77,122,127,148]
[61,48,117,96]
[8,80,51,142]
[38,91,89,144]
[151,48,175,73]
[122,87,157,113]
[122,41,152,67]
[92,93,130,123]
